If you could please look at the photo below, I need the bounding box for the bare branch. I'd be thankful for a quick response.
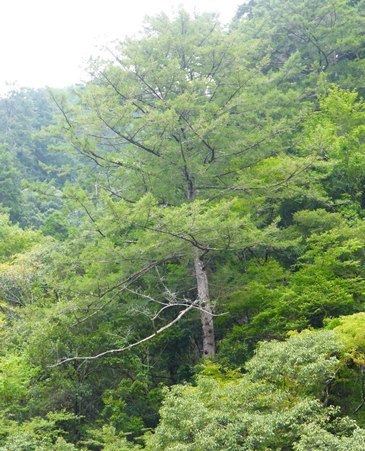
[51,300,199,366]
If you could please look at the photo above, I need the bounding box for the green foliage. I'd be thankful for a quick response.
[0,88,78,227]
[0,214,41,263]
[0,3,363,449]
[0,354,37,417]
[236,0,365,89]
[331,313,365,364]
[0,411,78,450]
[84,425,139,450]
[146,329,364,450]
[301,86,365,214]
[246,330,342,397]
[294,425,365,451]
[0,148,22,222]
[101,377,163,438]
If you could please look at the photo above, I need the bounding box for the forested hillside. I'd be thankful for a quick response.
[0,87,75,229]
[0,1,364,449]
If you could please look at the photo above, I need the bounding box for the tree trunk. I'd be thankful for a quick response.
[193,251,215,357]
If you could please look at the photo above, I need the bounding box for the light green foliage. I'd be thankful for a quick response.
[0,214,41,263]
[301,86,365,214]
[278,219,365,327]
[0,354,37,416]
[294,423,365,450]
[84,425,140,450]
[0,148,22,222]
[236,0,364,89]
[146,329,363,450]
[218,211,365,365]
[246,330,342,397]
[0,411,78,450]
[331,313,365,364]
[293,208,345,236]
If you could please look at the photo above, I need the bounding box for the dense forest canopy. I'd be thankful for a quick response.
[0,0,364,449]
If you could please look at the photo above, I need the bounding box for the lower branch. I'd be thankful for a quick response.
[50,300,199,367]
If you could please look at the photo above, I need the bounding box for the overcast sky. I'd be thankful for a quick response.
[0,0,241,93]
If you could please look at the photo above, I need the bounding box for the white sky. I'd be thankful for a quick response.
[0,0,241,93]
